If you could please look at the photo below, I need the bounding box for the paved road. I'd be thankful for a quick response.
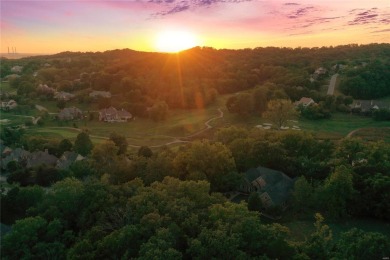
[327,73,338,95]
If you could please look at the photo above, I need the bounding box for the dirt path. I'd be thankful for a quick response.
[346,128,361,138]
[347,127,390,138]
[44,108,224,148]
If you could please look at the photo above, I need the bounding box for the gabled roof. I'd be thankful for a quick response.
[296,97,315,106]
[56,151,84,170]
[244,166,294,206]
[58,107,83,120]
[351,100,390,112]
[100,106,117,116]
[117,109,132,118]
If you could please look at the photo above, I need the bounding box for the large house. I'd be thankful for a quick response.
[99,107,132,122]
[26,150,58,168]
[37,84,56,95]
[57,107,83,121]
[238,166,295,209]
[1,148,31,169]
[295,97,315,107]
[0,100,18,111]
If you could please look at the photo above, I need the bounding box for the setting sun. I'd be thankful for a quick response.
[155,30,199,53]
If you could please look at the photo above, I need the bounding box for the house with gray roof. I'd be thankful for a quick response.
[350,100,390,114]
[1,148,30,170]
[26,150,58,168]
[238,166,294,209]
[57,107,83,121]
[56,151,84,170]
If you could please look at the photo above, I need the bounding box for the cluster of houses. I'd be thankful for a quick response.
[36,84,112,102]
[56,106,132,122]
[0,145,84,171]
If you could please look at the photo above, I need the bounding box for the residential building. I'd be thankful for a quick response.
[99,107,132,122]
[295,97,315,107]
[350,100,390,113]
[57,107,83,121]
[56,151,84,170]
[238,166,295,209]
[26,150,58,168]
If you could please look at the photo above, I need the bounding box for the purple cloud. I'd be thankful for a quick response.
[151,0,252,16]
[347,8,390,26]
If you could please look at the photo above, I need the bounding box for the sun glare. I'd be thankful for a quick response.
[155,30,199,53]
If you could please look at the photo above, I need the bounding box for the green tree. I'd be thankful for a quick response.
[58,138,73,156]
[1,216,69,259]
[252,87,268,115]
[91,141,119,173]
[138,146,153,158]
[57,100,66,110]
[109,132,128,155]
[214,126,249,145]
[149,101,169,122]
[303,213,333,259]
[173,140,241,192]
[320,165,355,219]
[335,228,390,260]
[247,192,262,211]
[226,93,253,116]
[263,99,297,129]
[293,176,314,211]
[74,131,93,156]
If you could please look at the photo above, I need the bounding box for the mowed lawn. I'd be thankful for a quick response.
[299,113,390,140]
[24,104,223,147]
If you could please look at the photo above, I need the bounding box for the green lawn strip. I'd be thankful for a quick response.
[299,113,390,136]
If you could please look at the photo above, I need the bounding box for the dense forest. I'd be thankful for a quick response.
[1,128,390,259]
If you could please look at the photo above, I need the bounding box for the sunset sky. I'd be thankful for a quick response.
[1,0,389,53]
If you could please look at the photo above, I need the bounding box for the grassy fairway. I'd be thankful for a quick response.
[5,91,389,147]
[299,113,390,140]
